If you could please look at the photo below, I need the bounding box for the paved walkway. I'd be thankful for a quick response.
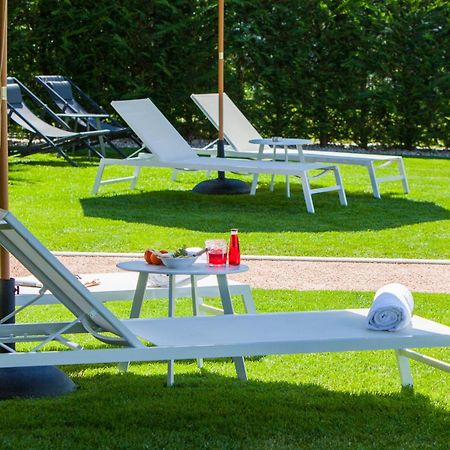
[232,259,450,293]
[11,254,450,294]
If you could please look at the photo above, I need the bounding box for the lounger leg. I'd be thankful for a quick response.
[58,147,78,166]
[269,144,276,191]
[216,274,248,381]
[170,169,179,181]
[334,167,348,206]
[92,159,106,195]
[130,165,141,189]
[167,275,176,387]
[284,146,290,198]
[240,285,256,314]
[190,275,203,369]
[398,159,409,194]
[368,162,381,199]
[250,174,259,196]
[300,172,315,214]
[395,350,413,387]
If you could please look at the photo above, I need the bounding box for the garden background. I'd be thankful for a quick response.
[8,0,449,149]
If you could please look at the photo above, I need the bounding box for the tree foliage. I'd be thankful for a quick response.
[8,0,449,148]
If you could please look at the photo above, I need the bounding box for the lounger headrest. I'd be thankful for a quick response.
[48,80,74,101]
[7,83,24,107]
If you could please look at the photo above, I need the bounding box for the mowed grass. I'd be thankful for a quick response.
[3,290,450,450]
[7,153,450,258]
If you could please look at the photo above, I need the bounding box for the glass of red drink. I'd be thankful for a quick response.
[205,239,227,267]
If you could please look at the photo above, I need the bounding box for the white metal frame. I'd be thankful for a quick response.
[92,98,348,214]
[190,93,410,199]
[15,271,255,314]
[1,209,449,389]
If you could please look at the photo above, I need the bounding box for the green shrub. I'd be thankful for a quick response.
[8,0,449,148]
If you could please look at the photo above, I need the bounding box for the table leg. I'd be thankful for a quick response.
[251,144,265,195]
[95,118,106,156]
[130,272,149,318]
[119,272,149,372]
[269,145,276,192]
[190,275,203,369]
[216,274,248,381]
[167,275,176,386]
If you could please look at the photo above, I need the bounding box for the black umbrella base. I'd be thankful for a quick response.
[0,366,77,400]
[192,177,250,195]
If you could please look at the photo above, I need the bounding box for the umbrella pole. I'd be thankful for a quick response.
[0,0,14,338]
[192,0,249,194]
[0,0,76,399]
[0,0,9,279]
[217,0,225,180]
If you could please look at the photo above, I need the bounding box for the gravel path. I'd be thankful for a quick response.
[10,254,450,293]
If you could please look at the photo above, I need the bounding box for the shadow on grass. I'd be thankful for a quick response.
[80,188,450,232]
[1,370,448,449]
[8,154,100,169]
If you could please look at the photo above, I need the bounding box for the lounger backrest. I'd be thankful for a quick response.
[191,93,263,152]
[7,78,73,138]
[37,75,94,110]
[38,75,86,115]
[7,82,24,108]
[47,80,78,109]
[36,75,121,133]
[6,80,35,132]
[112,98,197,162]
[0,209,141,347]
[45,79,102,129]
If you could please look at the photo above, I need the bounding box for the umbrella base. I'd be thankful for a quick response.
[0,366,77,399]
[192,177,250,195]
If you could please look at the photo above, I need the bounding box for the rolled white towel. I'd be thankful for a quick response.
[367,283,414,331]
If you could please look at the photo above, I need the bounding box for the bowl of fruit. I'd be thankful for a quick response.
[145,246,205,269]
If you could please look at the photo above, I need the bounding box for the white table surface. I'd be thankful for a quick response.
[117,261,248,276]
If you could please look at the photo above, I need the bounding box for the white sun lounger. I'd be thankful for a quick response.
[190,93,409,199]
[15,271,255,315]
[92,98,348,214]
[1,209,448,389]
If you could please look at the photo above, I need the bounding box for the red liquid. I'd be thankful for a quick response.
[228,233,240,265]
[208,249,227,266]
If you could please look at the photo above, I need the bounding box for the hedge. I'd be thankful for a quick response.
[8,0,450,149]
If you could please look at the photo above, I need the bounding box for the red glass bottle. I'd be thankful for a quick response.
[228,229,240,265]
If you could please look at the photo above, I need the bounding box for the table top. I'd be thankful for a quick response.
[249,138,312,146]
[57,113,109,118]
[117,260,249,276]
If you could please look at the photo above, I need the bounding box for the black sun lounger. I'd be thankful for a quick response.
[7,77,112,165]
[35,75,140,155]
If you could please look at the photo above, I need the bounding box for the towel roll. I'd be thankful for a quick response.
[367,283,414,331]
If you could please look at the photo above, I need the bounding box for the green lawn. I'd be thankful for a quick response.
[7,153,450,258]
[3,289,450,450]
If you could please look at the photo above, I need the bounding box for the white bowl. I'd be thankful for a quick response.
[160,255,198,269]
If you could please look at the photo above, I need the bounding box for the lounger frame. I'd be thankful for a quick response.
[35,75,141,154]
[0,209,449,389]
[92,98,348,214]
[7,77,112,165]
